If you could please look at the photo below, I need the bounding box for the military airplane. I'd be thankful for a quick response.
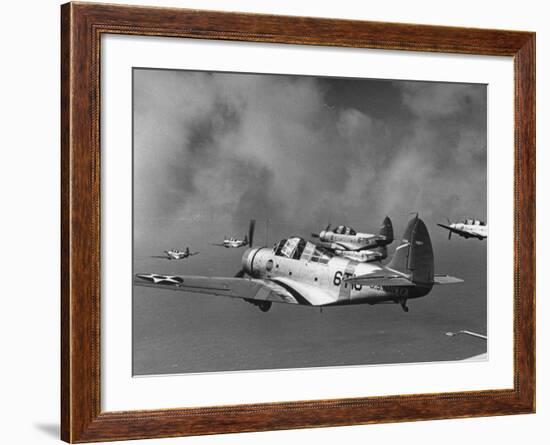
[311,216,393,261]
[212,220,256,248]
[136,215,462,313]
[331,246,388,263]
[437,218,487,240]
[151,247,199,260]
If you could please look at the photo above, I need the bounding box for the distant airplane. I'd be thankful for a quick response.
[151,247,199,260]
[437,218,488,240]
[445,330,487,340]
[446,330,487,361]
[136,215,462,313]
[311,216,394,262]
[212,220,256,248]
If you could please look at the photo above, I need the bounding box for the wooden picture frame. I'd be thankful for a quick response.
[61,2,535,442]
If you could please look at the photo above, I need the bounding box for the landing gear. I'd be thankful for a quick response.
[400,301,409,312]
[244,299,272,312]
[258,301,272,312]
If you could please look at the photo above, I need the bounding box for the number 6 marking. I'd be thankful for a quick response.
[333,271,342,286]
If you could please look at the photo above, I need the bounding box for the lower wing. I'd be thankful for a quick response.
[437,224,472,238]
[134,274,336,306]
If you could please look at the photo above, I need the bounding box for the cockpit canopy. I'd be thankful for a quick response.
[273,237,332,263]
[464,219,486,226]
[333,225,357,235]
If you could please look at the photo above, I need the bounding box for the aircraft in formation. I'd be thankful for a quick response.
[151,247,199,260]
[212,220,256,248]
[437,218,488,240]
[136,215,463,313]
[311,216,394,263]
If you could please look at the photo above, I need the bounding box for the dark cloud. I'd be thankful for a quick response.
[133,69,486,242]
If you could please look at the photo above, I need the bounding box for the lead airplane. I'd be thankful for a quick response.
[212,220,256,248]
[437,218,488,240]
[151,247,199,261]
[135,215,462,313]
[311,216,393,263]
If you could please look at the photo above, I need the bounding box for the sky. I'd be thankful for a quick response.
[133,68,486,243]
[132,68,487,375]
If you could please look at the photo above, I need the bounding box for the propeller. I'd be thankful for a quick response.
[447,218,452,240]
[234,220,256,277]
[311,222,331,239]
[248,219,256,246]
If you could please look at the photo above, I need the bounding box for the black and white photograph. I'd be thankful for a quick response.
[132,68,488,376]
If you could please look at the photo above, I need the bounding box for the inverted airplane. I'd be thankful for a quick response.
[136,215,462,313]
[311,216,393,262]
[212,220,256,248]
[151,247,199,260]
[437,218,487,240]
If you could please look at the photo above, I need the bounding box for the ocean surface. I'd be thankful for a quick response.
[132,217,487,375]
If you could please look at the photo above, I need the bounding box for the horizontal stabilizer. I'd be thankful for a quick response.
[433,274,464,285]
[345,273,463,286]
[344,274,415,287]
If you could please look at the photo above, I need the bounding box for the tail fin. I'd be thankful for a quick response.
[387,216,434,285]
[380,216,394,244]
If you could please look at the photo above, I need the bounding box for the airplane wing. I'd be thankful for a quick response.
[211,243,226,247]
[134,273,335,306]
[269,277,336,306]
[437,223,475,239]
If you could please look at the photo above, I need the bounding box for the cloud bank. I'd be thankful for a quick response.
[133,69,486,241]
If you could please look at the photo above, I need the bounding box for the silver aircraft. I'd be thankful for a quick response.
[212,220,256,248]
[136,215,462,313]
[330,246,388,263]
[311,216,393,262]
[437,218,488,240]
[151,247,199,260]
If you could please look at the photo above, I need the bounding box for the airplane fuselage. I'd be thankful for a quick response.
[318,231,388,251]
[165,250,189,260]
[333,247,386,263]
[241,247,431,306]
[449,223,488,239]
[222,239,247,248]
